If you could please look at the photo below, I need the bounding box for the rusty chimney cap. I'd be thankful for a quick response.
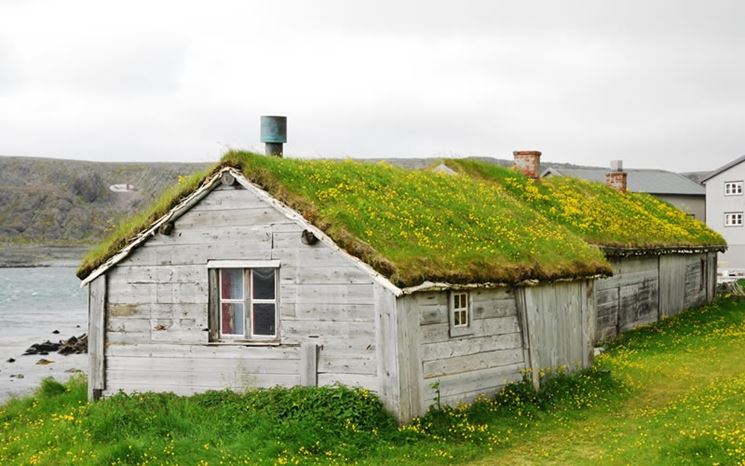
[513,150,542,156]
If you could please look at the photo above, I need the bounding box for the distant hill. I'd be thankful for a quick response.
[0,154,705,251]
[0,156,210,246]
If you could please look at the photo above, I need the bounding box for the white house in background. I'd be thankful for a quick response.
[702,155,745,272]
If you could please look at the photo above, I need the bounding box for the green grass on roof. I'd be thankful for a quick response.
[446,159,725,251]
[77,151,611,286]
[218,152,610,286]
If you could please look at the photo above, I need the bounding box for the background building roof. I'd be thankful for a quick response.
[542,167,705,196]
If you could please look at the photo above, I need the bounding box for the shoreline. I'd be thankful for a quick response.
[0,321,88,404]
[1,261,89,404]
[0,244,91,269]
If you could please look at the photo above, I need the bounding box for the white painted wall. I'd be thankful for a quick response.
[705,161,745,269]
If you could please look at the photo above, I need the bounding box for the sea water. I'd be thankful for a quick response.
[0,267,87,339]
[0,267,88,402]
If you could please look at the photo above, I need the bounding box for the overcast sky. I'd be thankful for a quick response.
[1,1,743,171]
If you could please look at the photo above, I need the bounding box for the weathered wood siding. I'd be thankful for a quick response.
[660,253,709,317]
[517,280,595,386]
[399,288,526,415]
[595,256,659,342]
[88,275,106,400]
[596,253,715,343]
[102,184,388,397]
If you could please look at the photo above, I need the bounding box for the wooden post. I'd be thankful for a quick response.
[88,275,106,401]
[515,287,540,391]
[300,342,318,386]
[207,269,219,342]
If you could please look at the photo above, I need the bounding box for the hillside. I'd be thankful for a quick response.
[0,156,210,247]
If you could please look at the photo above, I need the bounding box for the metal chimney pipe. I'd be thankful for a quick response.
[260,115,287,157]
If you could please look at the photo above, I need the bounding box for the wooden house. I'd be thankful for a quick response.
[445,153,725,343]
[77,152,724,421]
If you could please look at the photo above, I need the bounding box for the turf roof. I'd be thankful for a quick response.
[77,151,611,286]
[78,152,725,287]
[445,159,725,251]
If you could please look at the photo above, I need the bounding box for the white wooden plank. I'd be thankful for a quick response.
[107,343,299,359]
[107,281,208,305]
[422,348,524,379]
[281,320,375,340]
[122,239,272,267]
[108,265,206,285]
[281,283,375,304]
[421,313,521,340]
[207,259,280,269]
[292,303,374,322]
[317,354,376,375]
[395,294,424,419]
[300,342,318,386]
[281,266,374,285]
[421,332,523,362]
[88,275,106,400]
[108,303,207,320]
[375,283,401,417]
[175,207,289,229]
[420,304,448,325]
[423,363,525,400]
[189,188,269,211]
[107,356,300,374]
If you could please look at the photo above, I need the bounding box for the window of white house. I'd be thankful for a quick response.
[449,291,473,337]
[207,261,279,341]
[724,212,743,227]
[725,181,743,196]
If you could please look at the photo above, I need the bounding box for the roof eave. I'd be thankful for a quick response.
[600,245,727,257]
[701,154,745,183]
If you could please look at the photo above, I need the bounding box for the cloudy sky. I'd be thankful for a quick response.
[0,1,743,171]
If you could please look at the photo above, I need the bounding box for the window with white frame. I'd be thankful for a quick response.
[725,181,743,196]
[449,291,473,337]
[208,261,279,341]
[724,212,743,227]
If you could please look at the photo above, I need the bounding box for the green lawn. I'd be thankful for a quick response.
[2,297,744,465]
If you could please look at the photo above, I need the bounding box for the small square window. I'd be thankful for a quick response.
[209,263,279,341]
[725,212,743,227]
[725,181,743,196]
[449,291,473,337]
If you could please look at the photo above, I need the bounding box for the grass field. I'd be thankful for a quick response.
[2,297,744,465]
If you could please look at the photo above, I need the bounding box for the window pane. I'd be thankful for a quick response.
[253,303,276,336]
[454,310,461,326]
[253,268,275,299]
[221,303,244,335]
[221,269,243,299]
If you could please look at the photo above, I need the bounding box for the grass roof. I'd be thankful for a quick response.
[445,159,725,251]
[77,151,611,286]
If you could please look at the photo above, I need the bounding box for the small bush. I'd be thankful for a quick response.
[39,378,67,397]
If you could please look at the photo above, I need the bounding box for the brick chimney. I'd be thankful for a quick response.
[606,160,627,192]
[512,151,542,179]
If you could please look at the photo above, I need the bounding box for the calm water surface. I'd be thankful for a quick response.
[0,267,86,338]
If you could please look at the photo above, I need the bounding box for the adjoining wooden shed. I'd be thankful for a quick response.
[78,152,724,421]
[78,152,613,421]
[445,155,725,344]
